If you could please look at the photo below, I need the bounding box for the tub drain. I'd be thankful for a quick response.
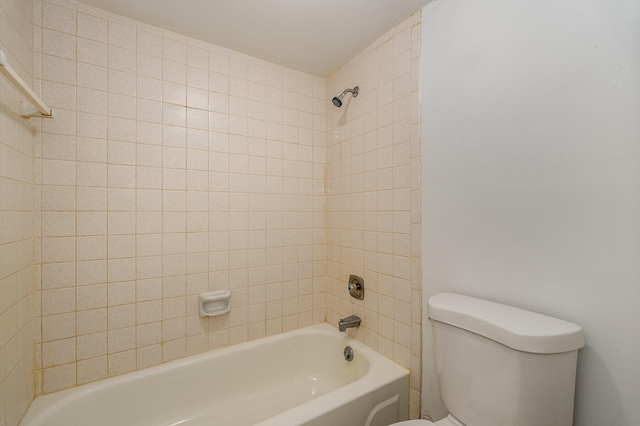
[344,346,354,361]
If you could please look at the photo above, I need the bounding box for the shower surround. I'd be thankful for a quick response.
[0,0,423,423]
[325,13,423,416]
[33,0,327,393]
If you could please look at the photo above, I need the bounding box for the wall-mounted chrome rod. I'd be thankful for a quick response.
[0,50,53,119]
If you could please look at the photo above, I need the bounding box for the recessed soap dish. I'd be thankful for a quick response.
[199,290,231,317]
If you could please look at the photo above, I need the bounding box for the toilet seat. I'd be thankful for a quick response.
[391,415,464,426]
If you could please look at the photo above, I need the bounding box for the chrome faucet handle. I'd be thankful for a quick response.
[348,275,364,300]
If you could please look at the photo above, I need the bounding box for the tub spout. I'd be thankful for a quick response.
[338,315,361,332]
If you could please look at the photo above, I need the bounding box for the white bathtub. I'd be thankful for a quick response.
[20,323,409,426]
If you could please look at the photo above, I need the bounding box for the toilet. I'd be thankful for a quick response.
[392,293,585,426]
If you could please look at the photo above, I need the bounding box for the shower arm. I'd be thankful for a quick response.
[341,87,359,97]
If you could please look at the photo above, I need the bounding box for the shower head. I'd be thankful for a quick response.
[332,86,359,107]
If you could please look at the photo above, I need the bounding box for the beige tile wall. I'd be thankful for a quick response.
[28,1,424,421]
[325,12,423,418]
[0,0,38,424]
[33,0,327,394]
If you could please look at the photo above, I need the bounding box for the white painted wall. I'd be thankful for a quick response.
[420,0,640,424]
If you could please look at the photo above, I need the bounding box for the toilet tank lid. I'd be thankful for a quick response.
[428,293,586,354]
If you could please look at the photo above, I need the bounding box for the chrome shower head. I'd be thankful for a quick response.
[332,86,359,108]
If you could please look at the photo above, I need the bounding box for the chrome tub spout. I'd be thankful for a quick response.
[338,315,361,332]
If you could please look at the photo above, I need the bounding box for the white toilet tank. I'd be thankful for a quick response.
[428,293,585,426]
